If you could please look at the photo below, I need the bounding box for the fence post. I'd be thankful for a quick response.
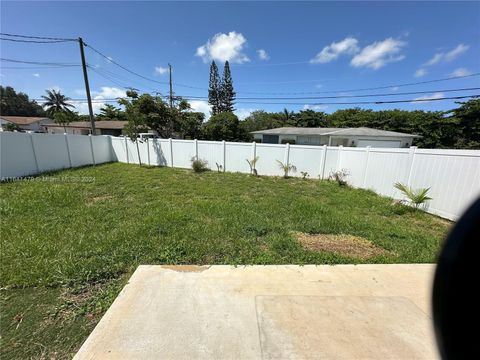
[89,134,96,166]
[222,140,226,172]
[362,146,371,187]
[320,145,327,179]
[146,138,151,166]
[194,139,198,159]
[125,136,129,164]
[169,138,174,167]
[406,146,417,187]
[29,133,40,174]
[284,143,291,167]
[251,141,257,159]
[64,133,72,168]
[336,145,343,171]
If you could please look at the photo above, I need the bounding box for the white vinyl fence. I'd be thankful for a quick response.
[0,132,114,178]
[1,132,479,221]
[110,137,480,220]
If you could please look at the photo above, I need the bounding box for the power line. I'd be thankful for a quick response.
[0,58,80,66]
[235,73,480,95]
[0,32,77,41]
[84,42,208,90]
[178,87,480,101]
[31,94,479,106]
[0,37,73,44]
[230,94,479,106]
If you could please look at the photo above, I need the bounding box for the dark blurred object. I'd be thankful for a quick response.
[433,197,480,359]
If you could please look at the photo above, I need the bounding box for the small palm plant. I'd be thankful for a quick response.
[246,156,259,176]
[277,160,297,178]
[394,182,432,210]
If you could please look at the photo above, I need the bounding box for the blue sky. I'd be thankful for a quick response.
[1,1,479,119]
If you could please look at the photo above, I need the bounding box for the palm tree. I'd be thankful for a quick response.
[281,108,294,126]
[41,89,75,117]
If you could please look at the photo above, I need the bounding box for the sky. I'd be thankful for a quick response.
[1,1,479,120]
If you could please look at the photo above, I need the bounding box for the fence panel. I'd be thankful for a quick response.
[364,149,411,197]
[224,142,251,173]
[149,139,170,166]
[198,141,224,171]
[0,132,37,178]
[408,149,480,219]
[255,143,286,176]
[31,133,70,172]
[288,145,325,178]
[171,140,195,168]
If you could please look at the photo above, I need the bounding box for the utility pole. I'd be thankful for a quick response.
[168,63,173,108]
[78,37,96,134]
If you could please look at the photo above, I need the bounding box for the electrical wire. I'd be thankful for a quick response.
[173,87,480,101]
[0,32,77,41]
[0,37,73,44]
[0,58,80,66]
[31,94,479,106]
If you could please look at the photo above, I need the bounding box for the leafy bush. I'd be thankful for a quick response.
[394,182,432,210]
[276,160,297,178]
[246,156,260,176]
[329,169,350,186]
[191,157,209,173]
[300,171,309,179]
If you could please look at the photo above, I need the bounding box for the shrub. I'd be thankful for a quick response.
[246,156,260,176]
[301,171,309,179]
[394,182,432,210]
[215,162,223,173]
[329,169,350,186]
[191,157,209,173]
[276,160,297,178]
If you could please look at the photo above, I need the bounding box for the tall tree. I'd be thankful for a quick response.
[202,112,242,141]
[0,86,45,116]
[97,104,126,120]
[219,61,236,112]
[208,61,221,115]
[41,89,75,118]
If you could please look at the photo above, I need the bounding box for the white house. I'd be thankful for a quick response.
[251,127,421,148]
[0,116,53,132]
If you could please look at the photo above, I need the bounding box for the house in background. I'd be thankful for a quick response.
[45,121,128,136]
[0,116,53,132]
[251,127,421,148]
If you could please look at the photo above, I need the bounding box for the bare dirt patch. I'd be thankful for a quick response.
[86,195,114,206]
[294,232,390,259]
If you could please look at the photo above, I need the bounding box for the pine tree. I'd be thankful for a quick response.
[220,61,236,113]
[208,61,221,115]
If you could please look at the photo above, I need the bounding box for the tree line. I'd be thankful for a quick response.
[1,84,479,149]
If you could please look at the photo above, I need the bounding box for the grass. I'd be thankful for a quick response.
[0,162,451,358]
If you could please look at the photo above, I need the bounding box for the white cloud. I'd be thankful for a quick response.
[424,44,469,66]
[189,100,211,120]
[315,84,323,89]
[257,49,270,61]
[412,92,444,103]
[351,38,406,69]
[71,87,126,115]
[303,104,328,111]
[449,67,472,77]
[310,37,359,64]
[154,66,168,75]
[196,31,250,64]
[414,68,427,78]
[391,86,399,91]
[235,108,256,120]
[32,73,40,78]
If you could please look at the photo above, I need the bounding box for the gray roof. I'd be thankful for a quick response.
[251,127,421,138]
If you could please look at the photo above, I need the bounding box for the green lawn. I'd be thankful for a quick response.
[0,163,450,359]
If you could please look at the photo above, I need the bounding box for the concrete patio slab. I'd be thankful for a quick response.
[74,265,438,360]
